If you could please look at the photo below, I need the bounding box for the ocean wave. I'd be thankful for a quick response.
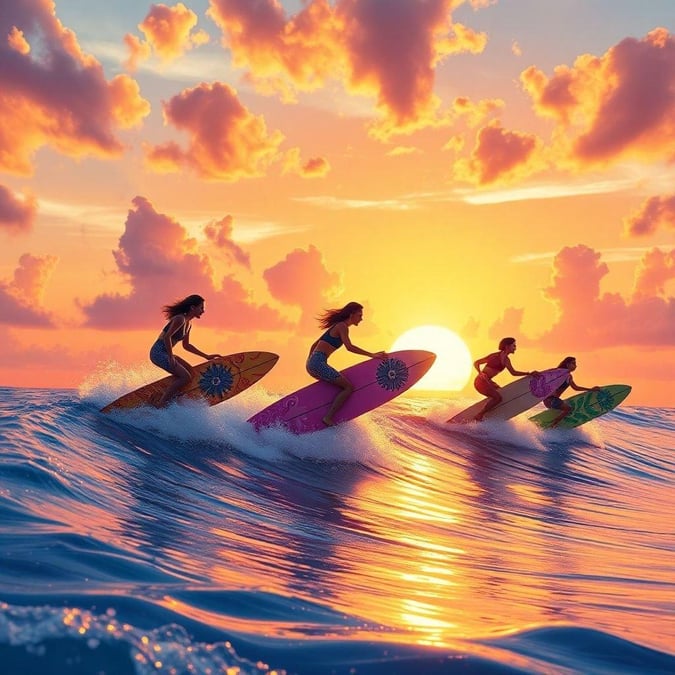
[1,387,673,673]
[2,599,674,674]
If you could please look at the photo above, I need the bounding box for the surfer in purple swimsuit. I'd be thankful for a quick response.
[472,337,534,421]
[543,356,600,427]
[149,294,222,407]
[306,301,387,427]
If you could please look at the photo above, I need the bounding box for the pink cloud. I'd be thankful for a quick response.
[633,248,675,300]
[461,317,480,340]
[534,244,675,348]
[0,0,150,175]
[0,184,37,234]
[543,244,608,311]
[0,331,120,389]
[340,0,486,136]
[81,196,291,331]
[623,194,675,236]
[11,252,57,303]
[123,33,152,72]
[206,0,487,136]
[488,307,528,345]
[520,64,578,125]
[124,2,209,69]
[452,96,504,128]
[7,26,30,55]
[521,28,675,166]
[453,121,541,185]
[207,0,339,100]
[300,156,330,177]
[0,332,62,367]
[204,215,251,269]
[282,148,331,177]
[0,253,56,326]
[145,82,284,180]
[263,245,341,330]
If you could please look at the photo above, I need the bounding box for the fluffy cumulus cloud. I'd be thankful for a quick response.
[339,0,487,138]
[204,215,251,269]
[81,196,290,331]
[534,244,675,348]
[0,0,150,175]
[521,28,675,167]
[632,248,675,300]
[0,184,37,234]
[206,0,487,137]
[282,148,331,178]
[123,34,152,73]
[488,307,526,344]
[452,28,675,184]
[145,82,284,180]
[0,333,62,368]
[207,0,340,102]
[299,156,330,177]
[124,2,210,70]
[461,316,479,340]
[453,121,543,185]
[0,253,56,326]
[263,245,342,330]
[623,194,675,236]
[452,96,504,128]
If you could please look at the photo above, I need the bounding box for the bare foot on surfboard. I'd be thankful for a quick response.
[322,416,335,427]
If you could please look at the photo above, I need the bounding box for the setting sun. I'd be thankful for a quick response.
[391,326,472,391]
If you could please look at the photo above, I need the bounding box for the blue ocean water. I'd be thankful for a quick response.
[1,375,674,674]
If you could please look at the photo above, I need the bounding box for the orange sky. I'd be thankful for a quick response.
[1,0,674,406]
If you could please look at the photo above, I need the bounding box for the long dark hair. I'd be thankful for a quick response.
[317,302,363,329]
[498,337,516,350]
[162,294,204,319]
[558,356,576,369]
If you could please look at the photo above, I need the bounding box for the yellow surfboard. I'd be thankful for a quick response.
[101,351,279,413]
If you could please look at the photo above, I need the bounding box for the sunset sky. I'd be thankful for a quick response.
[1,0,674,406]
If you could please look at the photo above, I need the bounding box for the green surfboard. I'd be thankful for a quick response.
[529,384,631,429]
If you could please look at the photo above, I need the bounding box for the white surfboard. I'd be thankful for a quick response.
[447,368,570,424]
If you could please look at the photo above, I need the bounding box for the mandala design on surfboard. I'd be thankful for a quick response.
[376,358,409,391]
[199,363,234,397]
[595,388,614,412]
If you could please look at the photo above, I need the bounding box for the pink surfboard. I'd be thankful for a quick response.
[447,367,570,424]
[248,350,436,434]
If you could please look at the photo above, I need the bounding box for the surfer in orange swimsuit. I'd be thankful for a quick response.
[543,356,600,427]
[472,337,534,421]
[307,301,387,427]
[150,294,222,407]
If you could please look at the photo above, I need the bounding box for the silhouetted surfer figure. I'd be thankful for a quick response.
[543,356,600,427]
[472,337,534,421]
[306,302,387,426]
[149,294,222,407]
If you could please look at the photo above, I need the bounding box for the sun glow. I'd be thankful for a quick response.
[391,326,472,391]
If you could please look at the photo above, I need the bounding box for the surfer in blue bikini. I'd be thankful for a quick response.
[307,301,387,427]
[150,294,222,407]
[472,337,535,421]
[544,356,600,427]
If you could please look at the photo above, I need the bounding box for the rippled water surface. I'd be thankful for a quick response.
[1,383,673,674]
